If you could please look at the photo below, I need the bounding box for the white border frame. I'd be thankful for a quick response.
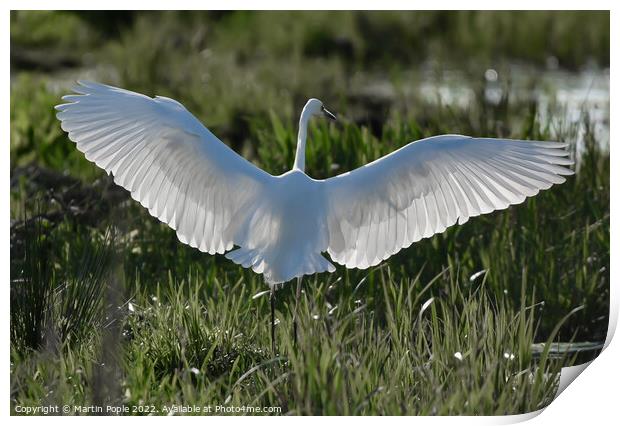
[3,3,616,423]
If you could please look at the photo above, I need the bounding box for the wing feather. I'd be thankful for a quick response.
[322,135,573,269]
[56,81,274,254]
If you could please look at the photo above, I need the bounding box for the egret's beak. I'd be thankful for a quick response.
[321,106,337,121]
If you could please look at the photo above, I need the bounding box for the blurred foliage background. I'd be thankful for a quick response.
[10,11,610,174]
[10,11,609,415]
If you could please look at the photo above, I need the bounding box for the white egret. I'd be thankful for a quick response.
[56,81,574,352]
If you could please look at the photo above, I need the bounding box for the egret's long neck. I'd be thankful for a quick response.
[293,112,309,172]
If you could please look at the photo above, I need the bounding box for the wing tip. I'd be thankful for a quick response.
[60,94,80,102]
[538,141,569,149]
[76,79,99,88]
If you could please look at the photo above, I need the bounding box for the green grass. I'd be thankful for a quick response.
[10,11,609,415]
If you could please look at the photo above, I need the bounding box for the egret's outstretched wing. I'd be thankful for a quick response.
[56,81,274,254]
[322,135,574,269]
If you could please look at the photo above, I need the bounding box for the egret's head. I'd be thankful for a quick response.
[303,98,337,121]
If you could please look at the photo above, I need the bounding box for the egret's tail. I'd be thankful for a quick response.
[225,247,335,286]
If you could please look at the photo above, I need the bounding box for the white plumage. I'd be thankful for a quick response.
[56,81,574,287]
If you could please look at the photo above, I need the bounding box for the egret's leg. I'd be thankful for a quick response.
[292,276,302,347]
[270,286,276,355]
